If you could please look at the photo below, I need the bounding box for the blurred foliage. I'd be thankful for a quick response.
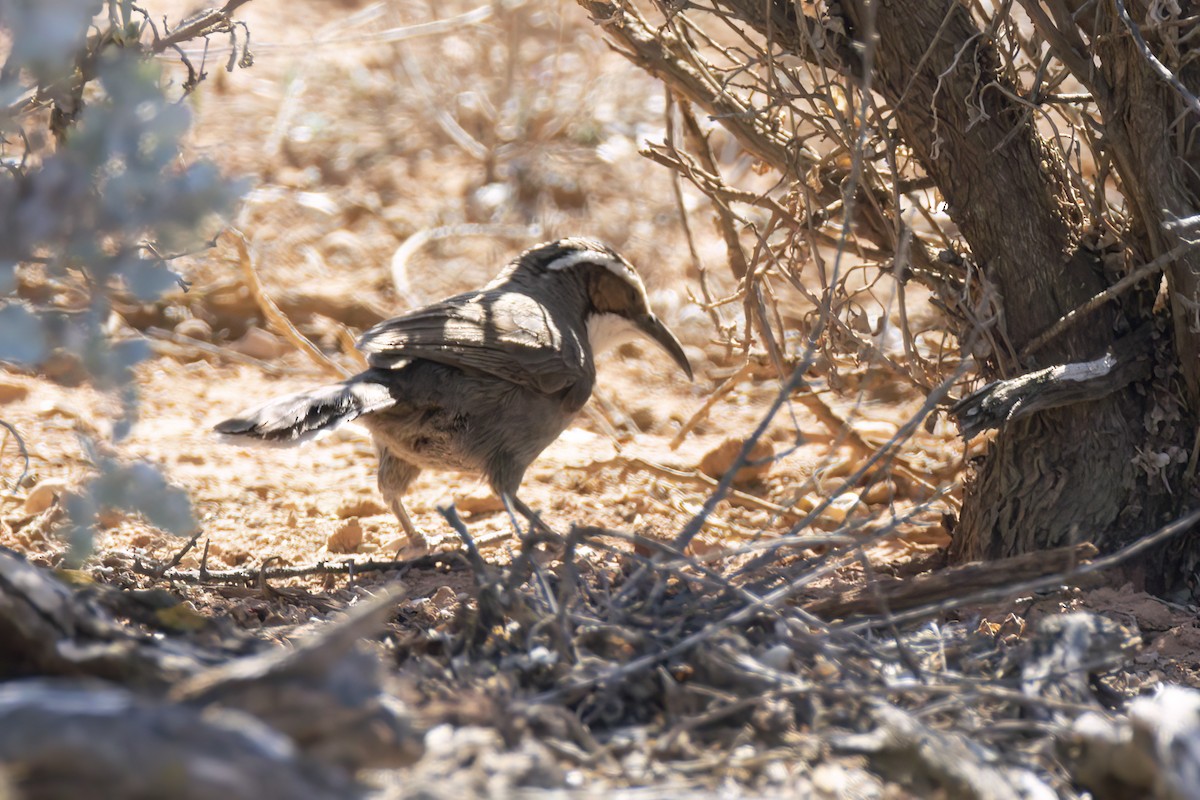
[64,446,197,558]
[0,0,248,559]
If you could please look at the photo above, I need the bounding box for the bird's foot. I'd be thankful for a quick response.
[382,532,455,560]
[384,498,449,559]
[397,538,431,560]
[502,494,562,542]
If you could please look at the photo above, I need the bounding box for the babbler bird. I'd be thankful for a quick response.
[215,237,693,551]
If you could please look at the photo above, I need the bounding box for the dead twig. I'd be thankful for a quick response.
[132,551,466,584]
[167,3,501,59]
[0,418,30,493]
[147,0,255,55]
[147,529,205,580]
[807,542,1099,619]
[142,326,298,376]
[843,506,1200,632]
[670,360,753,449]
[225,228,350,379]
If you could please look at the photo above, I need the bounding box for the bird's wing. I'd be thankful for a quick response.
[357,289,588,395]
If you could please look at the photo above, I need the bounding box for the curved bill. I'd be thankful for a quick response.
[635,313,694,381]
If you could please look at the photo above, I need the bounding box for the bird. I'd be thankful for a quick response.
[215,237,694,552]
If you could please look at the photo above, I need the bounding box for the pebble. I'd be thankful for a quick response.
[429,585,458,611]
[763,761,790,785]
[861,479,897,505]
[325,517,363,553]
[816,492,861,527]
[457,489,504,515]
[628,406,657,432]
[796,494,819,512]
[337,497,387,518]
[811,763,848,794]
[173,318,213,341]
[819,445,858,479]
[852,419,899,443]
[0,379,29,404]
[698,437,775,486]
[745,510,771,527]
[24,478,71,514]
[37,400,83,420]
[230,326,289,361]
[758,643,794,671]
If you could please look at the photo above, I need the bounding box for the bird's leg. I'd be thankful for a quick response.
[376,445,432,556]
[391,496,424,546]
[498,493,563,596]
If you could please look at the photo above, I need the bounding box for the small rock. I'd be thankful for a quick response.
[0,379,29,404]
[37,400,83,420]
[762,760,790,785]
[429,585,458,611]
[466,182,514,219]
[616,341,644,359]
[758,644,794,671]
[24,478,71,514]
[230,327,289,361]
[628,406,657,432]
[326,517,363,553]
[698,437,775,486]
[861,479,897,505]
[816,493,861,528]
[685,536,726,560]
[811,763,848,794]
[40,350,87,385]
[174,317,213,341]
[742,510,769,528]
[852,419,899,443]
[337,496,387,519]
[457,488,504,516]
[819,444,857,479]
[796,494,819,512]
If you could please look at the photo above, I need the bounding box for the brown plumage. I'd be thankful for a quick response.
[215,238,692,551]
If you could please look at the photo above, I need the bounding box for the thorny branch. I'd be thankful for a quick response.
[146,0,256,55]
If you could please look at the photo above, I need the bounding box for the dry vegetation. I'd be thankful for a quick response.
[3,0,1200,797]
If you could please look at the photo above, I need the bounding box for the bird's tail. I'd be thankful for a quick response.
[214,376,395,444]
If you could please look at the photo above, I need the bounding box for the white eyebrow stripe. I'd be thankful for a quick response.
[545,250,624,274]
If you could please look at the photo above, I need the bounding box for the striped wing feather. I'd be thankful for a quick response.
[357,291,587,396]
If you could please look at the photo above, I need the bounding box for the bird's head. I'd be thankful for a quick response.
[513,237,693,380]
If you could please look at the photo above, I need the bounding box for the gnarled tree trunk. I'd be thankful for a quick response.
[578,0,1200,592]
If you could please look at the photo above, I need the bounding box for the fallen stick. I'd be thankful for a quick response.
[806,542,1099,619]
[225,228,351,379]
